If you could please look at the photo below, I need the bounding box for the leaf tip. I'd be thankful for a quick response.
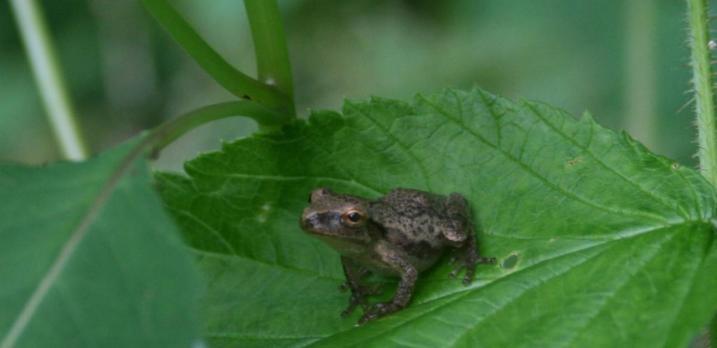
[580,110,596,123]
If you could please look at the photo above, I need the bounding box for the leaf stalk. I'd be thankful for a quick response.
[148,100,287,156]
[244,0,295,114]
[142,0,292,112]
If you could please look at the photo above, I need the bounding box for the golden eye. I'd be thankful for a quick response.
[347,212,361,222]
[342,210,364,225]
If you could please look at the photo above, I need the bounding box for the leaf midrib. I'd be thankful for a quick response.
[283,220,701,347]
[0,141,148,348]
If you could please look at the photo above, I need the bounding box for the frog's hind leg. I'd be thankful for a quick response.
[339,256,381,318]
[445,193,496,285]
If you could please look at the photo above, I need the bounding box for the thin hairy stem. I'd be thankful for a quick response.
[687,0,717,186]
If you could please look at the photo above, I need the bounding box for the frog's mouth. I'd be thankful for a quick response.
[299,211,324,233]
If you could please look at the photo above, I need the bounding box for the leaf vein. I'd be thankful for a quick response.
[554,229,678,348]
[523,102,690,219]
[347,103,433,191]
[418,94,669,224]
[175,210,238,256]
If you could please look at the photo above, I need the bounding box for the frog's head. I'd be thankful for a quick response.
[300,187,372,243]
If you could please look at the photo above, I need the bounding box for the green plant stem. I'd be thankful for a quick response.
[688,0,717,340]
[142,0,291,112]
[9,0,88,161]
[244,0,295,113]
[687,0,717,187]
[148,100,287,156]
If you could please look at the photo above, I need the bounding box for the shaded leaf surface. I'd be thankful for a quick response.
[0,140,201,347]
[157,89,717,347]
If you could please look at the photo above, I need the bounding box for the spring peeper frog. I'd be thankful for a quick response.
[299,187,495,324]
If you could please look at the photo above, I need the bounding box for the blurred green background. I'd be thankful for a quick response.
[0,0,704,170]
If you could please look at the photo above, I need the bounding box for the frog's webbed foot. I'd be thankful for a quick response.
[340,257,379,317]
[450,246,496,285]
[341,284,383,318]
[357,301,401,325]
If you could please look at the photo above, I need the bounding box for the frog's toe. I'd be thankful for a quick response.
[341,302,358,318]
[451,258,477,284]
[357,310,378,325]
[358,303,392,325]
[479,256,497,264]
[450,258,467,275]
[342,296,365,317]
[462,269,476,285]
[342,285,381,318]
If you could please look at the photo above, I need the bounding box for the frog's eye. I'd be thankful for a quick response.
[341,210,364,225]
[347,212,361,222]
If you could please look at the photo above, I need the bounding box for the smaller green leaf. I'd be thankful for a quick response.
[0,138,201,347]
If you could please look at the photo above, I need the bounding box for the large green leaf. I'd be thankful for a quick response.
[156,89,717,347]
[0,139,201,347]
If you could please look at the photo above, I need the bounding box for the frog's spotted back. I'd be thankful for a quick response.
[370,188,462,247]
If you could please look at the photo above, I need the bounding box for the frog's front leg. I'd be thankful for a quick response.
[358,242,417,325]
[444,193,496,285]
[340,256,380,317]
